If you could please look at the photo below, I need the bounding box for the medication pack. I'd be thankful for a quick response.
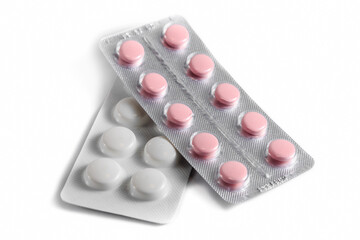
[99,16,314,204]
[61,80,192,224]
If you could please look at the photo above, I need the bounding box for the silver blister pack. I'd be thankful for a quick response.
[99,16,314,204]
[61,80,192,224]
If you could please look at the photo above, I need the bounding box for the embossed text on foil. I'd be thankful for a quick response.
[257,176,288,192]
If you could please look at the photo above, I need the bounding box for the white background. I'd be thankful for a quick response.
[1,0,359,239]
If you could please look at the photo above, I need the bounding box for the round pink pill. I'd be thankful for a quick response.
[166,103,193,128]
[191,132,219,159]
[118,40,145,66]
[267,139,296,166]
[214,83,240,107]
[219,161,248,190]
[188,54,214,79]
[241,112,268,137]
[163,24,189,49]
[141,73,168,98]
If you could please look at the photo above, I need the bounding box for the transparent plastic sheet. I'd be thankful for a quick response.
[61,80,192,224]
[99,16,314,203]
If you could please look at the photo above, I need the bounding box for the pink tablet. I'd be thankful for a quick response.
[118,40,145,66]
[267,139,296,166]
[219,161,248,190]
[163,24,189,49]
[241,112,268,137]
[191,132,219,159]
[166,103,193,128]
[140,73,168,98]
[214,83,240,107]
[188,54,214,79]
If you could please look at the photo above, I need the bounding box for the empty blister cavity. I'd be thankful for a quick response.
[186,53,214,79]
[218,161,248,191]
[238,112,268,138]
[113,97,150,126]
[84,158,126,190]
[144,136,178,167]
[162,24,189,49]
[212,83,240,108]
[130,168,169,201]
[165,103,193,129]
[191,132,219,160]
[99,126,137,157]
[117,40,144,67]
[266,139,296,167]
[139,72,168,98]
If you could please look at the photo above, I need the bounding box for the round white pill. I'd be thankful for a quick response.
[130,168,169,201]
[113,97,150,127]
[99,127,137,157]
[84,158,126,190]
[144,136,178,167]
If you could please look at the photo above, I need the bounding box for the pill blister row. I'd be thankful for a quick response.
[99,16,314,203]
[61,80,192,224]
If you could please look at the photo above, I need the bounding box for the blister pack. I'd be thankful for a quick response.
[99,16,314,204]
[61,80,192,224]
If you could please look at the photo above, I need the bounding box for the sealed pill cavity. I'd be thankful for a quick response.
[84,158,126,190]
[191,132,219,160]
[144,136,178,167]
[187,54,214,79]
[165,103,193,129]
[113,97,150,126]
[266,139,296,166]
[139,73,168,98]
[218,161,248,190]
[212,83,240,108]
[99,127,137,157]
[130,168,169,201]
[163,24,189,49]
[117,40,144,66]
[239,112,268,137]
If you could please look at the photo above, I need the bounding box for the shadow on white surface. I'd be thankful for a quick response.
[186,171,234,209]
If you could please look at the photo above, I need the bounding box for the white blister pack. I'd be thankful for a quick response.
[99,16,314,204]
[61,80,192,224]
